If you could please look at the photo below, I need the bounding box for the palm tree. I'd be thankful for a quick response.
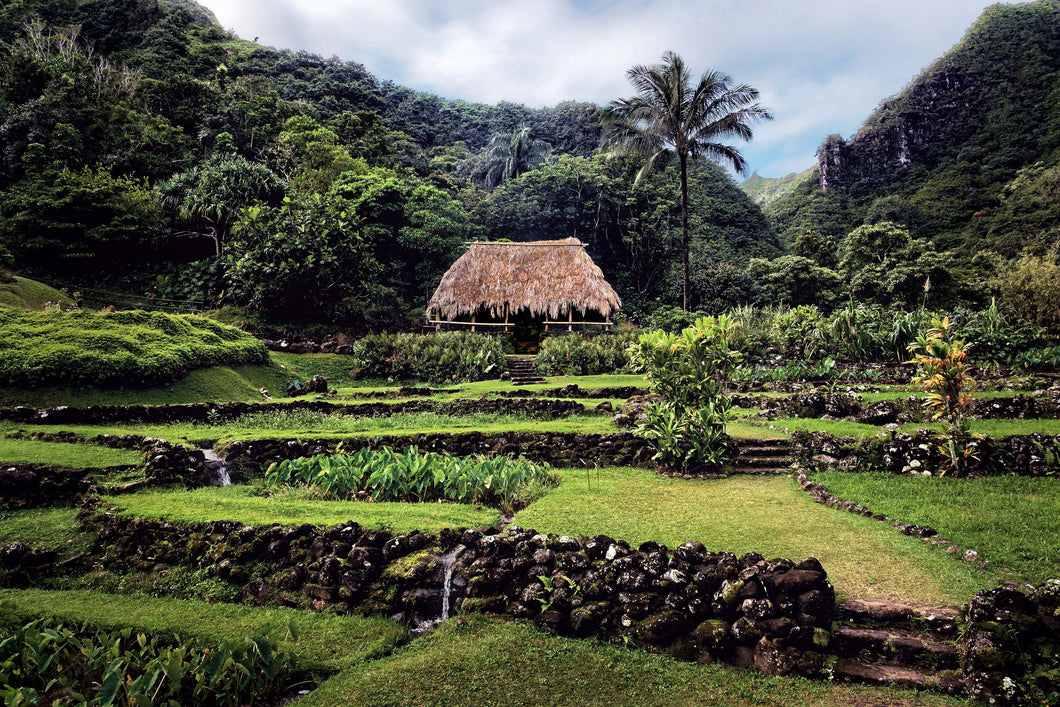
[475,125,552,189]
[604,51,772,310]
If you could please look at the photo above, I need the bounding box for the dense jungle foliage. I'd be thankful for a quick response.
[0,0,1058,340]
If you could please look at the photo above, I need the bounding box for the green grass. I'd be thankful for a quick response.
[516,468,991,605]
[299,614,969,707]
[0,507,93,558]
[101,485,501,531]
[0,436,143,468]
[0,276,74,310]
[899,419,1060,436]
[809,472,1060,586]
[0,589,405,673]
[772,418,888,438]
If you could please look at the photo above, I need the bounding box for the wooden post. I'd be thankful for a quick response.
[605,313,611,332]
[504,304,509,333]
[568,308,573,332]
[471,313,476,333]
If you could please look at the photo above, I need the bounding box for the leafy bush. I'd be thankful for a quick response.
[0,614,294,706]
[536,331,639,376]
[0,308,267,387]
[629,316,741,468]
[349,332,506,383]
[265,446,557,511]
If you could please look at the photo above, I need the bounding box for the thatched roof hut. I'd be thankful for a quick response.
[426,238,621,327]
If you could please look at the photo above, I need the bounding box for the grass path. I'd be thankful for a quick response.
[102,485,501,531]
[811,472,1060,585]
[0,436,142,468]
[516,468,993,604]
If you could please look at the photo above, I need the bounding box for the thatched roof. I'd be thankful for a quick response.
[427,238,621,320]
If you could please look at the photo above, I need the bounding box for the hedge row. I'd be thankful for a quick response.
[0,308,267,387]
[348,332,507,383]
[536,331,638,376]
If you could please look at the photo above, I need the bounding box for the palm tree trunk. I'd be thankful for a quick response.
[679,152,690,311]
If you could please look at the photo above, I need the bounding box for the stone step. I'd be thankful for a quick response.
[833,659,963,694]
[833,625,960,670]
[837,599,961,637]
[737,455,788,466]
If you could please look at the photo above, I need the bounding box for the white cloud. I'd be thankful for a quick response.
[205,0,997,177]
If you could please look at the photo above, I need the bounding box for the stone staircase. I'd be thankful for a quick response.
[731,437,791,474]
[831,598,964,694]
[505,355,546,385]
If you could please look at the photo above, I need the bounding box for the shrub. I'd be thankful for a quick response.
[0,308,267,388]
[536,331,639,376]
[908,317,982,476]
[629,316,741,468]
[349,332,506,383]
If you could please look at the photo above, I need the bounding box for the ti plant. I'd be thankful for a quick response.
[629,315,742,470]
[907,317,983,476]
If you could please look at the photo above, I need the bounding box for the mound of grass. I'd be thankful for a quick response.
[0,589,404,673]
[101,485,500,531]
[0,437,142,468]
[0,276,74,310]
[0,308,267,388]
[301,614,968,707]
[516,468,991,604]
[810,472,1060,586]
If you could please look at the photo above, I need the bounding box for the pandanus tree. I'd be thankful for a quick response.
[604,51,772,310]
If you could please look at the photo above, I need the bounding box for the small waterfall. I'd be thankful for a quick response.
[202,449,232,486]
[439,544,465,620]
[412,544,465,635]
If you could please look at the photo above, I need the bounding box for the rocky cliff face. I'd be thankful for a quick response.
[818,67,980,192]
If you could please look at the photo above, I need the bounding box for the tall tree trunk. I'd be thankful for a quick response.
[679,152,690,311]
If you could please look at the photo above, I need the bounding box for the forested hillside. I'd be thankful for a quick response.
[740,169,813,208]
[3,0,1060,335]
[768,0,1060,258]
[0,0,781,331]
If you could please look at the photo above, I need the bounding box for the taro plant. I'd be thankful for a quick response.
[908,317,983,475]
[628,315,741,469]
[266,446,557,512]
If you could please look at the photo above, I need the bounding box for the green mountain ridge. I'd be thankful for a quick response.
[768,0,1060,256]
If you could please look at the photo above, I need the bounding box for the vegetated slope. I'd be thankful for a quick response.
[0,276,74,310]
[0,308,267,387]
[739,168,814,208]
[0,0,602,169]
[768,0,1060,255]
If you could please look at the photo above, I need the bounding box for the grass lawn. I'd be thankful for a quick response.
[299,614,969,707]
[102,485,502,531]
[0,588,405,673]
[0,436,143,467]
[810,472,1060,586]
[516,468,992,605]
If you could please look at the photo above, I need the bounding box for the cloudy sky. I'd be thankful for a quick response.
[204,0,999,178]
